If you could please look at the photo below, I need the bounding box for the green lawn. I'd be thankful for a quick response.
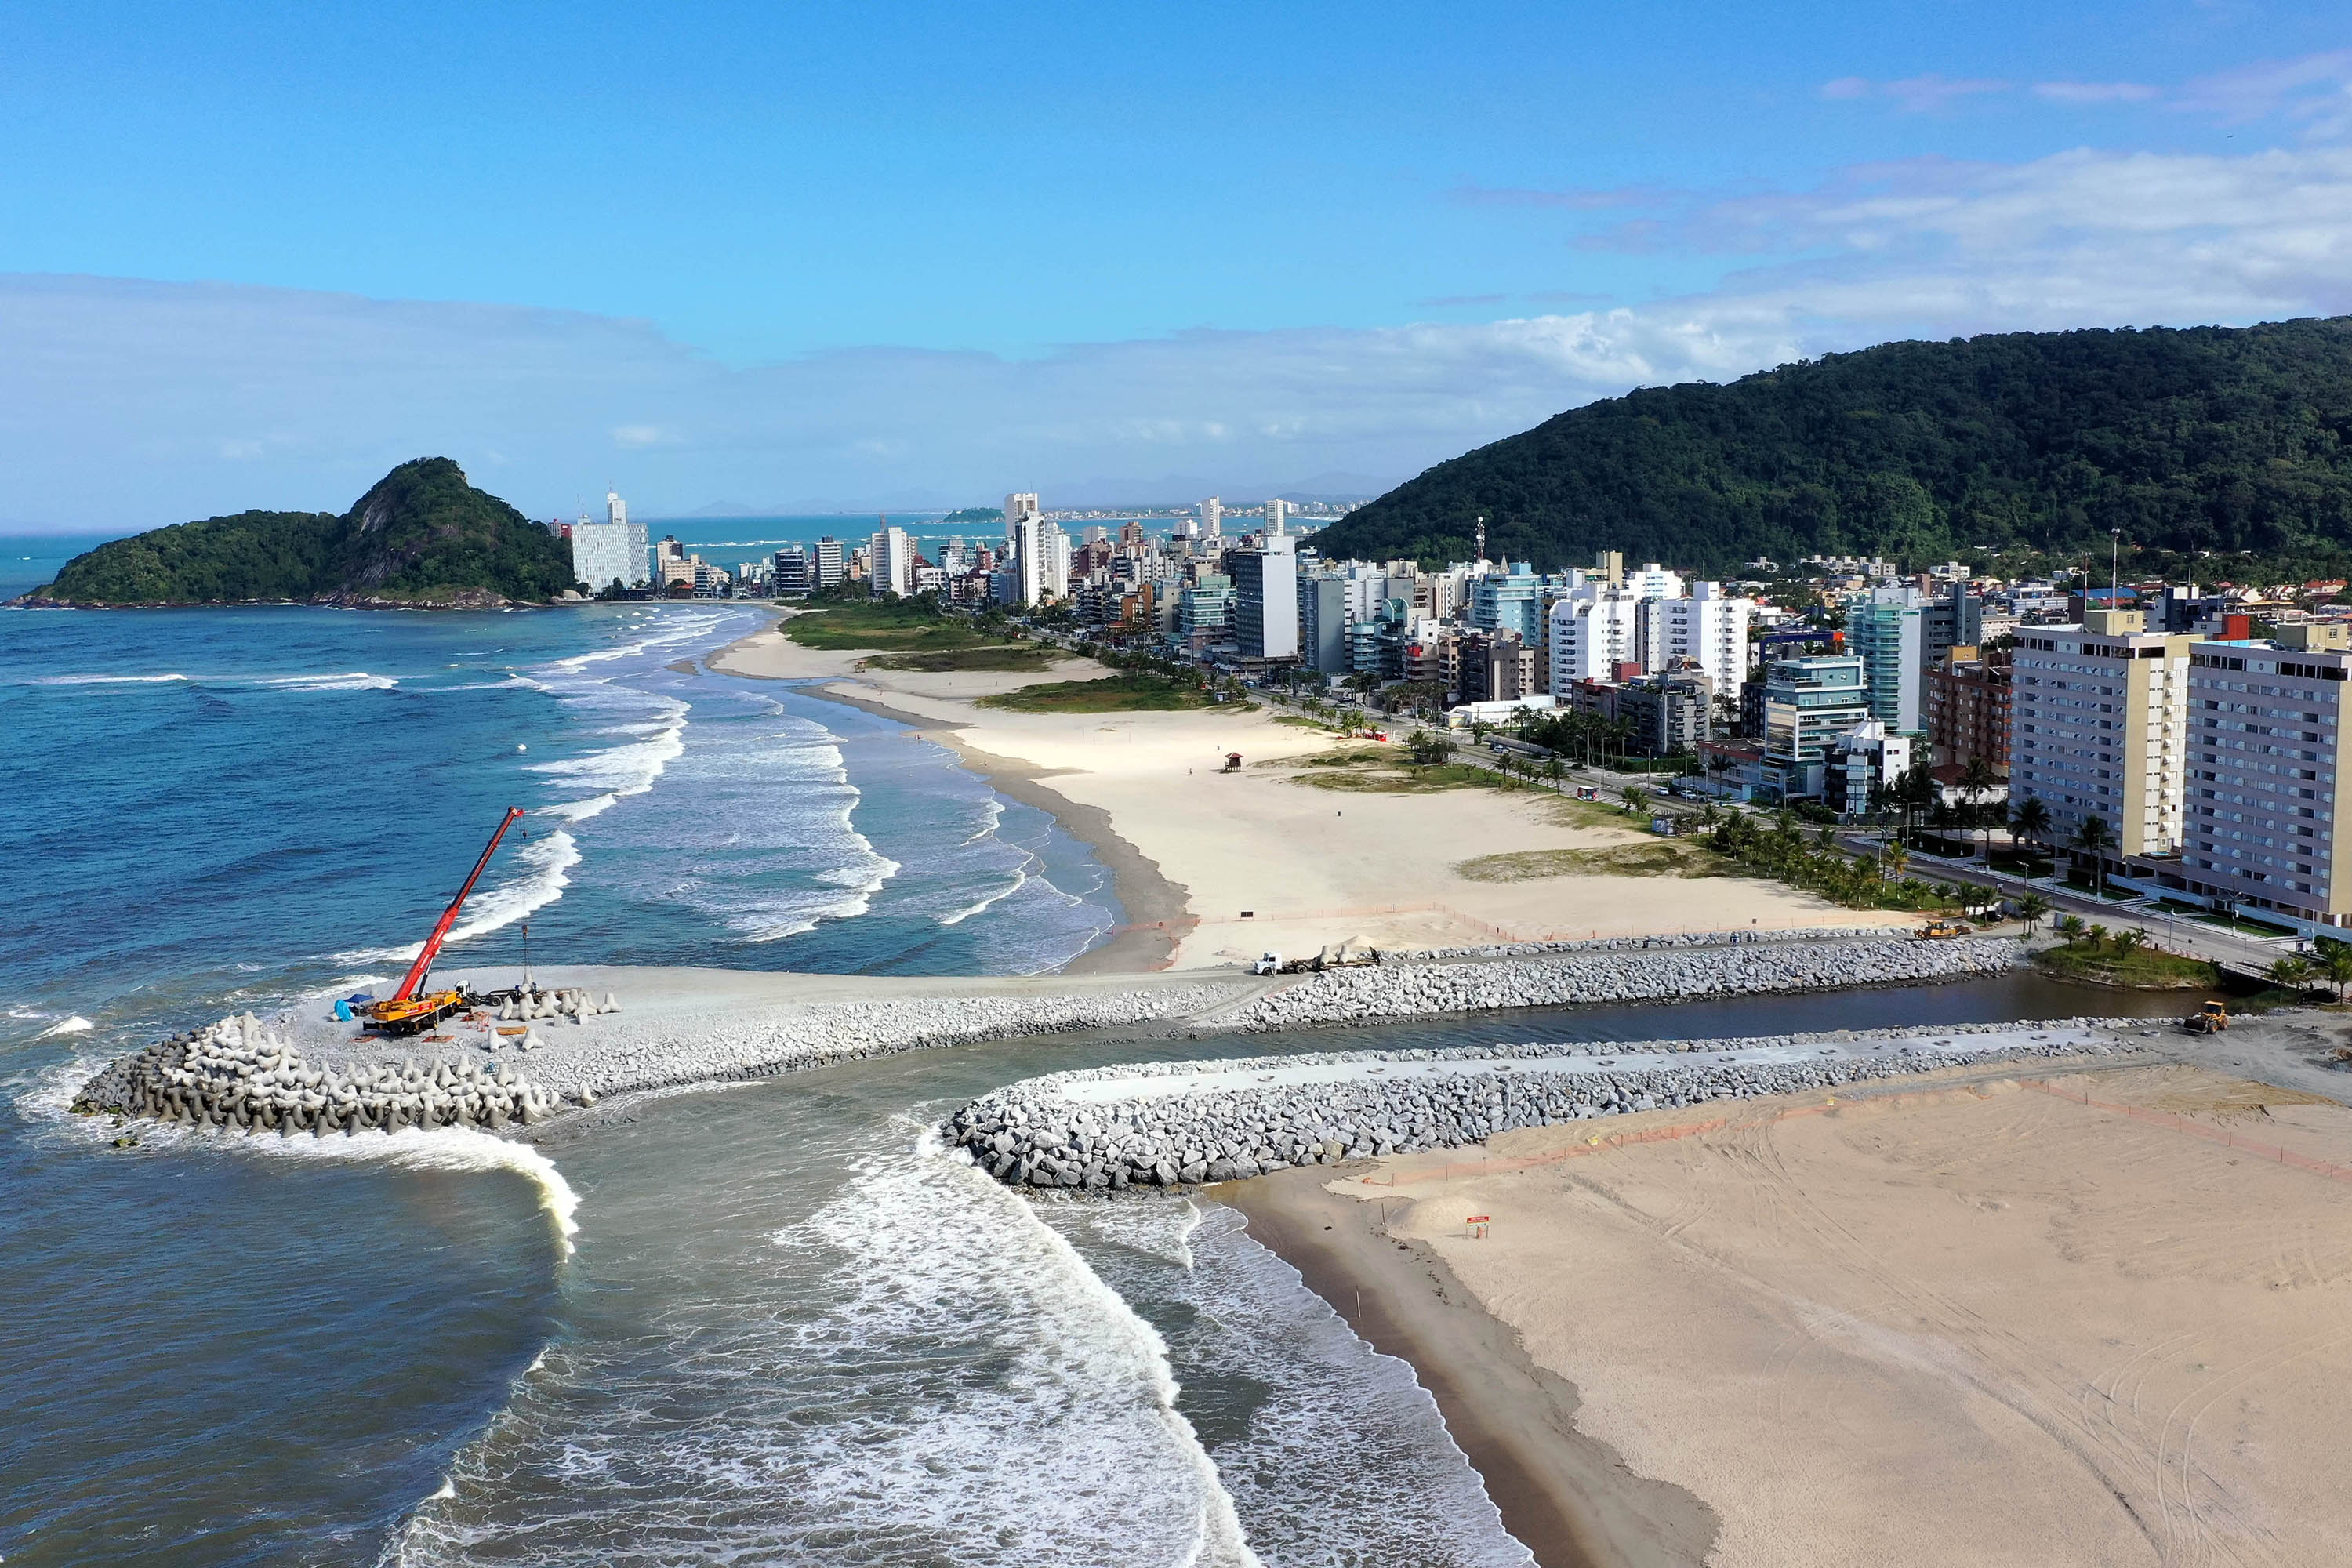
[2034,939,2220,989]
[785,601,1007,652]
[975,673,1217,713]
[1455,842,1738,882]
[858,644,1058,672]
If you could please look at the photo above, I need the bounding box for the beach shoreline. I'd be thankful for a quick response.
[708,617,1188,972]
[793,678,1195,974]
[1228,1049,2352,1566]
[705,615,1913,974]
[1221,1171,1718,1568]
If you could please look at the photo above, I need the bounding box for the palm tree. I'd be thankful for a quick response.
[2318,938,2352,1003]
[2074,815,2114,899]
[1960,758,2000,859]
[2270,955,2314,997]
[2016,891,2052,937]
[1884,844,1911,883]
[2010,795,2052,872]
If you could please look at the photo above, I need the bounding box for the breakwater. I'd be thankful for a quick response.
[71,1013,572,1134]
[946,1018,2132,1191]
[1222,935,2017,1031]
[69,935,2021,1138]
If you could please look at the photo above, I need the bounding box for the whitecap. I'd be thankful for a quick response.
[28,672,188,685]
[34,1015,94,1038]
[258,671,399,692]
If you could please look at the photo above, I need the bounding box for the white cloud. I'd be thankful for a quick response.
[7,143,2352,525]
[1819,74,2009,112]
[2034,80,2161,104]
[2178,48,2352,138]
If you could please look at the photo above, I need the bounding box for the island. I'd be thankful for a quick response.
[20,457,583,608]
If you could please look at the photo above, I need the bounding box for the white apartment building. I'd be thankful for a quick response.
[1200,496,1223,538]
[1624,562,1686,602]
[568,488,652,592]
[814,536,845,588]
[1641,580,1751,691]
[869,525,917,598]
[1004,494,1046,604]
[1264,498,1289,536]
[2008,610,2198,860]
[1548,591,1642,686]
[2176,627,2352,929]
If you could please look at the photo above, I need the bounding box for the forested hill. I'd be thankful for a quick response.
[27,459,582,607]
[1314,318,2352,575]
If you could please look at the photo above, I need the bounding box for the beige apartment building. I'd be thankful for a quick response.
[2176,624,2352,930]
[2008,610,2200,858]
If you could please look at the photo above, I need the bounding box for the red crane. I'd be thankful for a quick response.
[358,806,526,1035]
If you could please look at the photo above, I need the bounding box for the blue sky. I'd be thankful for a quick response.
[4,1,2352,525]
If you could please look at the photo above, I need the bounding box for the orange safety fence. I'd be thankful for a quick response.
[2020,1078,2352,1184]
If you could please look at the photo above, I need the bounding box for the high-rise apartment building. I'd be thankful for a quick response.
[771,545,812,596]
[869,526,917,598]
[1759,655,1871,801]
[1926,645,2010,772]
[1846,586,1929,732]
[569,489,650,593]
[1468,563,1548,642]
[1642,581,1751,691]
[2176,625,2352,929]
[2007,610,2198,860]
[1298,575,1348,673]
[1548,592,1642,687]
[814,536,845,588]
[1200,496,1223,538]
[1231,535,1299,659]
[1264,499,1289,536]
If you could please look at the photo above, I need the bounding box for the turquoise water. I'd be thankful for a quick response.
[0,597,2175,1566]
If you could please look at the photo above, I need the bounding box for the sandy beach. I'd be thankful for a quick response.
[1236,1048,2352,1566]
[710,617,1905,971]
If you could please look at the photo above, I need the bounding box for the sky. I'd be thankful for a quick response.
[4,0,2352,528]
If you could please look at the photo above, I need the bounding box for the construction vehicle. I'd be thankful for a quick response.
[1253,952,1282,975]
[2184,999,2229,1035]
[1918,919,1971,939]
[354,807,526,1036]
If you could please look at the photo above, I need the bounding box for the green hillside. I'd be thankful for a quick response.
[1315,318,2352,575]
[29,458,581,606]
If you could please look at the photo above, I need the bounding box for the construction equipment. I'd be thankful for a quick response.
[2184,999,2229,1035]
[355,807,526,1036]
[1918,920,1971,939]
[1252,952,1282,976]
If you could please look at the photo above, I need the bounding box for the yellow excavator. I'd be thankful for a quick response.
[354,808,525,1036]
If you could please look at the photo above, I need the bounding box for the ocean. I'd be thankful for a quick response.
[0,594,2169,1566]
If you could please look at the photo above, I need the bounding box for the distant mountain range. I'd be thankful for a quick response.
[24,459,580,607]
[1313,318,2352,575]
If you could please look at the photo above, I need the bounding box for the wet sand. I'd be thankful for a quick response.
[1221,1170,1719,1568]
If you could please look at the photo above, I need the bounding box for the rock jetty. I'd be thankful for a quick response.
[1222,935,2016,1031]
[943,1019,2129,1192]
[71,1012,572,1134]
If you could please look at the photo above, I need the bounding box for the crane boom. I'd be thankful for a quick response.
[393,807,526,1000]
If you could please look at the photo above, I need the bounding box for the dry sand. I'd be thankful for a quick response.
[710,619,1897,968]
[1254,1060,2352,1567]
